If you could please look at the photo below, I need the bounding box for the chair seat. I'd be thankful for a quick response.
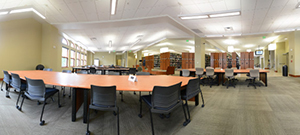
[181,90,199,100]
[20,83,27,90]
[89,104,118,111]
[25,88,59,101]
[141,95,181,113]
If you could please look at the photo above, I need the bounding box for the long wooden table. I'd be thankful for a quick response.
[9,70,195,123]
[72,67,133,75]
[179,69,269,86]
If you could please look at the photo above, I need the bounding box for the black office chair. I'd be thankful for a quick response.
[136,72,150,75]
[129,68,136,75]
[77,70,88,74]
[138,82,189,135]
[36,64,44,70]
[89,67,97,74]
[107,71,124,101]
[10,73,27,110]
[86,85,119,135]
[181,78,204,125]
[2,70,12,98]
[20,77,61,125]
[43,68,53,71]
[62,70,72,97]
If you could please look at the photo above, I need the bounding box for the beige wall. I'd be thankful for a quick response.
[275,42,286,73]
[87,51,94,65]
[94,52,116,65]
[0,18,42,77]
[127,52,136,68]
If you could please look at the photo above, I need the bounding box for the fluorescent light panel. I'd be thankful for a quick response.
[205,35,223,37]
[10,8,45,19]
[108,40,112,47]
[228,46,234,52]
[111,0,117,15]
[209,11,240,18]
[223,33,241,37]
[246,49,251,52]
[0,11,8,15]
[274,29,295,33]
[179,15,208,20]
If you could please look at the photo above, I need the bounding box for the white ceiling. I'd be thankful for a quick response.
[0,0,299,53]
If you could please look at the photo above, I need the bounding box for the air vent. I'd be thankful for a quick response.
[90,37,97,41]
[224,27,233,31]
[191,29,202,33]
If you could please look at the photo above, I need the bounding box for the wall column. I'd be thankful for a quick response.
[263,48,269,69]
[288,31,300,75]
[195,36,205,68]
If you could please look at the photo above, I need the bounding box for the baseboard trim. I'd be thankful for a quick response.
[265,68,270,69]
[289,74,300,77]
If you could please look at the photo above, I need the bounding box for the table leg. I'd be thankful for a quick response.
[180,71,182,76]
[83,89,89,123]
[72,88,84,122]
[72,88,77,122]
[194,94,199,106]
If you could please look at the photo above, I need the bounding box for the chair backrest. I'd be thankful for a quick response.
[182,69,190,77]
[36,64,44,70]
[225,69,234,77]
[166,66,175,75]
[206,67,214,69]
[206,68,215,76]
[136,72,150,75]
[247,68,253,70]
[152,82,182,110]
[3,70,11,84]
[250,69,259,78]
[129,68,136,75]
[186,78,201,100]
[62,70,72,73]
[11,73,21,90]
[215,67,221,69]
[231,67,237,70]
[90,85,116,107]
[195,68,204,75]
[90,67,97,74]
[43,68,53,71]
[77,70,88,74]
[25,77,45,97]
[107,72,119,75]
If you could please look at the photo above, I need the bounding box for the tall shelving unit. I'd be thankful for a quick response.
[153,55,160,68]
[182,52,194,69]
[170,53,182,68]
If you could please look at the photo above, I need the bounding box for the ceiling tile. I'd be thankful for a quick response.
[139,0,158,8]
[134,8,151,18]
[67,1,85,14]
[241,0,256,10]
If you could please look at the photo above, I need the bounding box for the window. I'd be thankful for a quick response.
[70,50,75,67]
[70,42,75,48]
[94,59,99,66]
[62,38,68,45]
[62,47,68,67]
[77,52,81,66]
[76,45,80,50]
[84,55,87,66]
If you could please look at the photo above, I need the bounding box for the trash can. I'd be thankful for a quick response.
[282,65,288,76]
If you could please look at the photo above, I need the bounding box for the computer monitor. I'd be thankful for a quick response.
[255,50,263,55]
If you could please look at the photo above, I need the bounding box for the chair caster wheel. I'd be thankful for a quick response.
[37,101,41,105]
[63,94,66,97]
[121,99,124,102]
[138,114,142,118]
[69,95,71,98]
[86,131,90,135]
[159,114,165,119]
[16,105,19,109]
[165,113,171,118]
[6,95,10,98]
[201,104,205,107]
[113,111,117,116]
[40,120,45,126]
[18,107,22,111]
[59,105,62,108]
[183,120,190,126]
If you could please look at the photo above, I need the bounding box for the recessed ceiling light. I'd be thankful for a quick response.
[244,44,255,48]
[205,35,223,37]
[234,48,240,51]
[209,11,240,18]
[246,49,251,52]
[179,15,209,20]
[296,2,300,8]
[108,40,112,47]
[223,39,238,45]
[228,46,234,52]
[111,0,117,15]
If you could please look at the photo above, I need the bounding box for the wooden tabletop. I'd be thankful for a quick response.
[179,68,269,73]
[9,70,195,92]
